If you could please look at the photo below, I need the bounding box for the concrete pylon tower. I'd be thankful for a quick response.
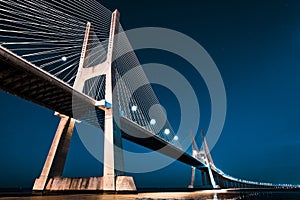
[188,131,197,188]
[33,10,136,193]
[188,130,217,189]
[73,10,120,191]
[201,130,217,188]
[72,9,136,192]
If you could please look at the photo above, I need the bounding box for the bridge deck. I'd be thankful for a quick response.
[0,46,206,169]
[120,117,205,168]
[0,46,97,118]
[0,46,282,188]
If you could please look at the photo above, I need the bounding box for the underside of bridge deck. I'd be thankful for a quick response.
[0,46,206,170]
[0,46,105,128]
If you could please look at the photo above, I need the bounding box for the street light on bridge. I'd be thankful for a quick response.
[164,128,170,135]
[150,119,156,125]
[61,56,67,62]
[131,105,137,112]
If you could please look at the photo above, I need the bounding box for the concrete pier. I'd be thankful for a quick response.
[33,114,75,191]
[41,176,136,192]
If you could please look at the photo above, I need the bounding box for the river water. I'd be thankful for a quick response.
[0,189,300,200]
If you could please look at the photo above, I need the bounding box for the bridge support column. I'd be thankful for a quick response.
[72,9,135,192]
[206,171,211,186]
[102,108,115,191]
[218,177,223,188]
[224,180,228,188]
[188,166,196,188]
[221,177,226,188]
[201,171,206,186]
[229,181,233,188]
[201,131,217,188]
[223,180,227,188]
[215,175,219,187]
[33,114,75,191]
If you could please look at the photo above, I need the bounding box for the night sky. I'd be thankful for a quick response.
[0,0,300,188]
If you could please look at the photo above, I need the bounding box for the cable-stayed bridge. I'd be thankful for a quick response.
[0,0,295,192]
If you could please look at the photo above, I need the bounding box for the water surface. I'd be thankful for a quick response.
[0,189,300,200]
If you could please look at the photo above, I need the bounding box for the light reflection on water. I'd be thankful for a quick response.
[0,190,300,200]
[213,193,218,200]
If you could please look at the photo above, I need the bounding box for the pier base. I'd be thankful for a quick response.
[33,176,136,193]
[116,176,136,192]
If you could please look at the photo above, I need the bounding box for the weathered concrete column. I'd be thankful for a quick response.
[33,114,75,191]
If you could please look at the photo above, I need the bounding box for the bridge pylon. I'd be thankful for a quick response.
[33,10,136,193]
[188,130,218,189]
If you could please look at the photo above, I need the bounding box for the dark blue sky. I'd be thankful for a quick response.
[1,0,300,188]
